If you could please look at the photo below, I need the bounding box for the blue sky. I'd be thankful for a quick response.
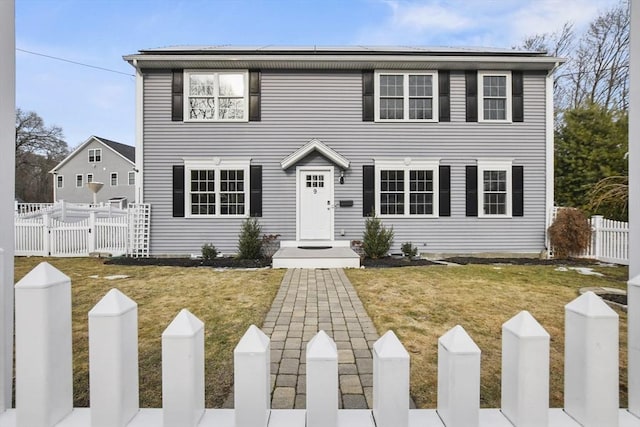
[16,0,621,149]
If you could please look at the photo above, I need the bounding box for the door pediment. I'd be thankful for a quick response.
[281,139,350,170]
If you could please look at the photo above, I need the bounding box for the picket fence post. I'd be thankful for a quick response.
[565,291,619,427]
[629,274,640,416]
[234,325,270,427]
[15,262,73,427]
[501,311,550,427]
[162,309,205,427]
[437,325,480,427]
[88,289,139,427]
[42,213,50,256]
[306,330,338,427]
[592,215,604,259]
[373,330,410,427]
[88,211,96,254]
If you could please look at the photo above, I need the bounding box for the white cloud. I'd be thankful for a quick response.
[355,0,623,47]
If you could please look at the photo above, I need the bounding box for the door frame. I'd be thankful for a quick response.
[296,166,335,241]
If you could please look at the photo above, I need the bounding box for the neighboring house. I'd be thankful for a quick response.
[50,136,137,204]
[124,46,562,256]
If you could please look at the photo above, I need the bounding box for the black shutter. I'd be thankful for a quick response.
[249,70,261,121]
[172,165,185,217]
[512,166,524,216]
[439,165,451,216]
[363,165,375,216]
[250,165,262,217]
[439,71,450,122]
[172,70,184,122]
[512,71,524,122]
[465,165,478,217]
[362,71,374,122]
[465,71,478,122]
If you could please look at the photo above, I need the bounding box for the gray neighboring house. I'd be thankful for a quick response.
[50,136,137,204]
[124,46,562,256]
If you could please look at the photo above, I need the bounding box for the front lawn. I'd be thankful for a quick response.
[14,257,285,408]
[346,264,629,409]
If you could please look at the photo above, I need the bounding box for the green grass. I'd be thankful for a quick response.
[14,257,285,408]
[345,264,629,409]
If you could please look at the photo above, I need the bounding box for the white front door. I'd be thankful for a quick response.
[298,168,333,240]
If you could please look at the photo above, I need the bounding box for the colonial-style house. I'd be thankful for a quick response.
[124,46,561,265]
[50,136,136,204]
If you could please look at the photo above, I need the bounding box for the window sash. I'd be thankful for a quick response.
[478,72,511,122]
[376,72,438,121]
[185,164,248,217]
[88,148,101,163]
[128,171,135,186]
[477,160,512,217]
[56,176,63,188]
[185,71,248,122]
[110,173,118,186]
[76,175,83,188]
[376,164,437,217]
[87,174,94,183]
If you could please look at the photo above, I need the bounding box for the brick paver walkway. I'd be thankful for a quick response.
[261,268,380,409]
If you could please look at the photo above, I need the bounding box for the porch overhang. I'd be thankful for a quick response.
[280,139,350,170]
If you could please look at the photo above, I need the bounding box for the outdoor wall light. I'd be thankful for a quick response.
[339,170,344,184]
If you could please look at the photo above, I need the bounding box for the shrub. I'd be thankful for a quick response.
[548,208,592,259]
[362,214,394,259]
[401,242,418,258]
[261,233,281,259]
[237,218,262,259]
[201,243,218,260]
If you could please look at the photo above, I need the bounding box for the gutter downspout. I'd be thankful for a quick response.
[544,62,561,257]
[134,59,144,204]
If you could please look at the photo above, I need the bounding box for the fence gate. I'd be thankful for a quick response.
[49,217,90,257]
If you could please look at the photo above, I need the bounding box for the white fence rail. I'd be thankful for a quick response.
[552,208,629,265]
[0,261,637,427]
[15,202,150,258]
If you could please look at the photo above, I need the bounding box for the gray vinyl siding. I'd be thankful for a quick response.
[55,139,135,204]
[143,70,548,256]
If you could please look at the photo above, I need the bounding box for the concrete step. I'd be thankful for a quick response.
[272,246,361,269]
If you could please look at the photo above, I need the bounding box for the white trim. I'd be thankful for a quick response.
[86,173,94,183]
[296,166,335,241]
[183,158,250,218]
[110,172,118,187]
[545,68,556,251]
[88,148,102,163]
[374,70,439,122]
[281,139,350,170]
[128,171,135,186]
[374,158,440,218]
[478,71,512,123]
[183,70,249,122]
[75,174,83,188]
[477,158,513,218]
[135,63,144,203]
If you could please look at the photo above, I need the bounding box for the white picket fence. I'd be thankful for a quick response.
[551,208,629,265]
[15,202,150,258]
[0,261,638,427]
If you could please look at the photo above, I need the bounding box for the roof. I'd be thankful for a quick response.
[94,136,135,162]
[124,45,564,72]
[50,135,135,173]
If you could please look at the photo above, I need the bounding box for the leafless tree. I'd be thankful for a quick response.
[15,109,69,202]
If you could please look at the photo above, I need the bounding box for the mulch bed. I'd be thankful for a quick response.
[105,257,272,268]
[361,257,438,268]
[600,293,627,305]
[440,256,600,266]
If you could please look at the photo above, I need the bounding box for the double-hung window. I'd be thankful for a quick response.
[87,174,94,183]
[478,159,512,217]
[478,71,512,122]
[56,175,63,189]
[76,174,83,188]
[375,72,438,121]
[375,159,439,217]
[110,173,118,186]
[128,171,135,186]
[88,148,102,163]
[185,71,249,121]
[184,159,250,217]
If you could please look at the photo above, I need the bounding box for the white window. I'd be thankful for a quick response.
[184,159,250,217]
[184,71,249,121]
[128,171,135,186]
[76,174,83,188]
[88,148,102,163]
[375,71,438,122]
[56,175,63,188]
[375,159,439,217]
[478,159,513,217]
[110,173,118,186]
[87,173,94,183]
[478,71,512,122]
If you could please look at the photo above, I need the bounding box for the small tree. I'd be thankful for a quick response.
[362,214,394,259]
[401,242,418,258]
[548,208,592,259]
[237,218,262,259]
[201,243,218,260]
